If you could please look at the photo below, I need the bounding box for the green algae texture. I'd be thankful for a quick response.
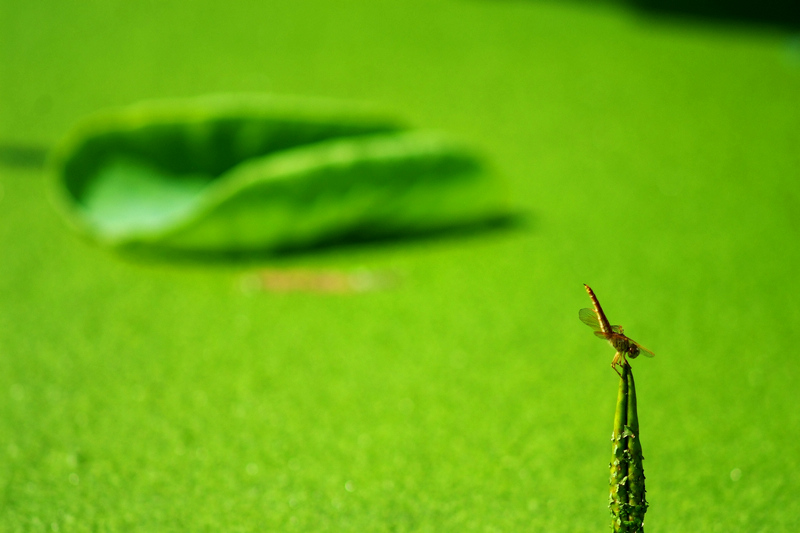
[2,1,800,531]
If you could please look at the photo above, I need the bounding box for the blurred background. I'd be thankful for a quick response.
[1,1,799,531]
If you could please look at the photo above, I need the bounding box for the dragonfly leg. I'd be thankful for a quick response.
[611,352,623,377]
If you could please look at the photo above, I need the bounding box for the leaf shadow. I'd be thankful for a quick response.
[116,212,531,268]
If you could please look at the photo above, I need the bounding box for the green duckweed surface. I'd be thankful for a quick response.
[1,1,799,531]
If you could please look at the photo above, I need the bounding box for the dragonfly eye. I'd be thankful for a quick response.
[629,345,640,357]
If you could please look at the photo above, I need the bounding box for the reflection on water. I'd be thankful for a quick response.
[239,267,401,294]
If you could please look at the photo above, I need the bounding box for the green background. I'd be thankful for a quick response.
[2,1,799,531]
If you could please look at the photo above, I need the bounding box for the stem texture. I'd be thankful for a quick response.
[626,368,648,532]
[609,365,647,532]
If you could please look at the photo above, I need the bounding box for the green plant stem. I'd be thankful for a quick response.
[626,367,648,532]
[609,364,648,532]
[609,364,630,531]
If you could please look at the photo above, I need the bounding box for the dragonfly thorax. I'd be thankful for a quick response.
[608,336,641,359]
[609,335,632,353]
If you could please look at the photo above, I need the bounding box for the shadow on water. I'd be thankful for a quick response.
[482,0,800,28]
[626,0,800,29]
[0,143,49,169]
[116,212,529,267]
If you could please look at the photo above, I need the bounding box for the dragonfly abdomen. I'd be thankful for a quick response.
[584,284,613,333]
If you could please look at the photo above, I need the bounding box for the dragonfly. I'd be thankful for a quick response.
[579,284,654,375]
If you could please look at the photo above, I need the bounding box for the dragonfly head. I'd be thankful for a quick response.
[628,344,640,359]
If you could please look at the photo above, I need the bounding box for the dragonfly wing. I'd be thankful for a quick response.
[580,308,621,339]
[579,308,603,332]
[633,341,655,358]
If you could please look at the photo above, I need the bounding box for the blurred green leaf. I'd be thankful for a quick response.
[49,94,508,255]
